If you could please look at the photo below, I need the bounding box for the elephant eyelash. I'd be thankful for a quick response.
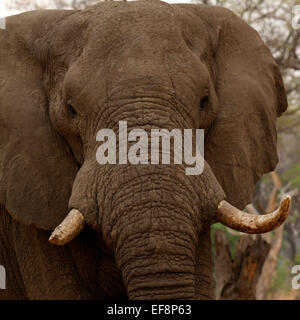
[200,95,209,109]
[67,103,77,117]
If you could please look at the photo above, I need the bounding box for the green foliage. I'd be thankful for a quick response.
[269,248,300,295]
[269,256,292,294]
[282,163,300,189]
[295,249,300,264]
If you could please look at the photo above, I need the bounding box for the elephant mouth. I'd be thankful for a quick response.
[48,195,291,246]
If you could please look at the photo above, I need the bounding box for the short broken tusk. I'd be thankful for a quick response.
[216,195,291,234]
[49,209,85,245]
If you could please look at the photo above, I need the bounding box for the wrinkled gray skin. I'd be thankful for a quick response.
[0,1,287,299]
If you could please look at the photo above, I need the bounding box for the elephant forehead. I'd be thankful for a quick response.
[54,2,212,110]
[45,2,211,77]
[90,1,177,32]
[83,2,207,54]
[86,8,180,52]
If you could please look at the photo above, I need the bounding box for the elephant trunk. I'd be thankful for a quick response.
[103,165,199,300]
[114,210,197,300]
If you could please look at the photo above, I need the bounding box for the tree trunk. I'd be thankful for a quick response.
[256,226,283,299]
[214,230,271,300]
[255,172,284,299]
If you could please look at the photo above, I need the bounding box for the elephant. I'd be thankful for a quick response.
[0,0,290,300]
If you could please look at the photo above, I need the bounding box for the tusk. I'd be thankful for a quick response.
[49,209,85,245]
[216,195,291,234]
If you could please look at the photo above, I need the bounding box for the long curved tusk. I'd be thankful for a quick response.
[49,209,85,245]
[216,195,291,234]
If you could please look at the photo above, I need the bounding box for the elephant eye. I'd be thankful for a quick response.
[200,95,209,110]
[67,103,77,117]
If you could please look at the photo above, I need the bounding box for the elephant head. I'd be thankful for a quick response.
[0,1,290,299]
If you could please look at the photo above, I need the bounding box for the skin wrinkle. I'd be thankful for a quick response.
[121,251,196,270]
[107,77,173,97]
[132,279,195,290]
[125,271,196,292]
[118,249,196,275]
[101,168,204,233]
[115,225,195,250]
[161,52,204,128]
[110,206,197,244]
[111,190,195,220]
[118,250,196,271]
[115,223,197,256]
[108,97,188,122]
[128,281,195,295]
[132,290,194,300]
[96,95,195,135]
[108,170,195,208]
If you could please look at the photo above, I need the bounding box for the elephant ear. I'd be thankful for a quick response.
[179,4,288,209]
[0,11,78,230]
